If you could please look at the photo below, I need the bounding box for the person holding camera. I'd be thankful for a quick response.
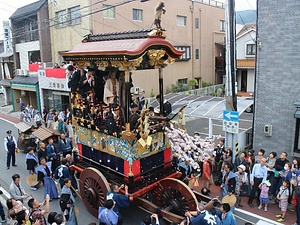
[79,68,95,97]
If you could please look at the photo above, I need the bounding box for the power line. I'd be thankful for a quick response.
[2,0,137,40]
[7,0,107,35]
[237,13,256,43]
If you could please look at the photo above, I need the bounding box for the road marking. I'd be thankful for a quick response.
[203,99,226,117]
[235,208,283,225]
[0,187,11,211]
[189,97,215,114]
[0,117,16,125]
[0,187,11,199]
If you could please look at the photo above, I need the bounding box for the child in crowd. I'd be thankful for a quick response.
[276,180,290,222]
[258,180,271,211]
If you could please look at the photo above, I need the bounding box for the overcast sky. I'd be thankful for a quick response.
[0,0,256,39]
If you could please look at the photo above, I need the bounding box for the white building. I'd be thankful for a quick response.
[236,24,256,96]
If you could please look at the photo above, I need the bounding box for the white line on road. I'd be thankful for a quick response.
[235,208,283,225]
[0,117,16,125]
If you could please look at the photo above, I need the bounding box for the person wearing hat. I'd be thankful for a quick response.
[248,157,268,208]
[25,147,39,191]
[235,164,249,208]
[129,103,140,131]
[4,130,18,170]
[258,180,271,212]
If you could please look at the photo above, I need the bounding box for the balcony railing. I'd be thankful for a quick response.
[194,0,225,9]
[15,30,39,44]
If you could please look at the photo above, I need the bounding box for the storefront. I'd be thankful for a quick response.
[38,68,70,112]
[10,76,40,111]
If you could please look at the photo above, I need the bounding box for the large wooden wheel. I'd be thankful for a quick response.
[79,167,110,217]
[153,178,197,216]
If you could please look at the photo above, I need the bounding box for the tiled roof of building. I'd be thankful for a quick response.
[86,29,152,42]
[237,59,255,68]
[10,0,46,20]
[10,76,38,84]
[236,24,256,37]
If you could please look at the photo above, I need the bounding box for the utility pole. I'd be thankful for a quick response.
[225,0,238,163]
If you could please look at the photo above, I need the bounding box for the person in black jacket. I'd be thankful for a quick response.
[234,151,248,172]
[156,95,172,116]
[67,65,80,92]
[270,152,289,198]
[78,68,95,97]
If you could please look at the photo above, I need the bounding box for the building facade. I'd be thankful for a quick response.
[38,68,70,112]
[48,0,93,64]
[253,0,300,157]
[0,21,15,105]
[49,0,225,97]
[10,0,51,111]
[236,24,256,96]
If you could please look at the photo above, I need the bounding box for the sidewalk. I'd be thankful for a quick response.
[0,104,21,124]
[193,180,295,225]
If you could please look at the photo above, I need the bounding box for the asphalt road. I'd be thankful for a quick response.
[0,117,280,225]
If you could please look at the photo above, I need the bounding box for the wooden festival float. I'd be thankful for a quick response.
[60,29,212,223]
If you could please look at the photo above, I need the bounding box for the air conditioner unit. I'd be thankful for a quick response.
[264,124,272,137]
[16,69,28,76]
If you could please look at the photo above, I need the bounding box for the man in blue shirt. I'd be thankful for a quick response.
[106,184,129,225]
[248,158,268,207]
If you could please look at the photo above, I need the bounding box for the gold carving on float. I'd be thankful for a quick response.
[167,57,175,64]
[148,50,166,66]
[77,61,91,68]
[96,61,109,68]
[110,56,143,70]
[147,29,166,38]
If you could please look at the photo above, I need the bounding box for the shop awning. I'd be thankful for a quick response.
[295,110,300,118]
[0,52,13,58]
[0,79,12,87]
[10,76,38,84]
[32,127,60,141]
[15,122,35,132]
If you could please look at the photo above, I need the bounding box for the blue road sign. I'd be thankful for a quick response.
[223,110,239,122]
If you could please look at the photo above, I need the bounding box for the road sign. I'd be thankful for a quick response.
[223,110,239,122]
[223,110,239,134]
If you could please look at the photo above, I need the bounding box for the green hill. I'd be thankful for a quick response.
[236,10,256,24]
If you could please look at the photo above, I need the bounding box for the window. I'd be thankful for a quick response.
[178,78,188,85]
[56,10,68,28]
[195,49,199,59]
[246,44,256,55]
[29,21,38,41]
[175,46,191,61]
[195,18,199,29]
[295,118,300,152]
[69,6,81,25]
[133,9,143,21]
[220,20,225,32]
[103,4,115,19]
[177,15,187,26]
